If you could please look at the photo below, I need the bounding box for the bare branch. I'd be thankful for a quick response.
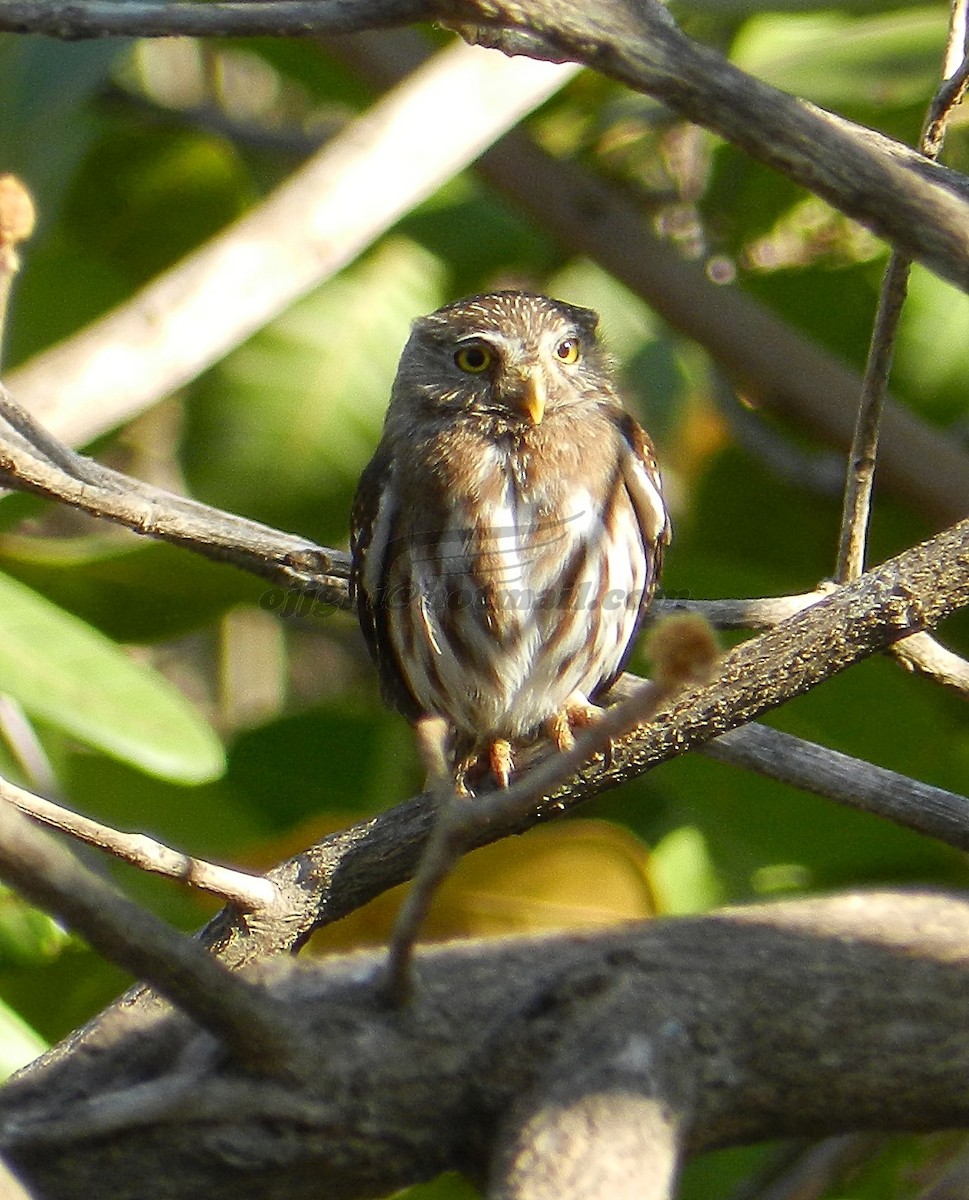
[8,1,969,294]
[0,774,278,911]
[0,798,296,1075]
[494,1089,683,1200]
[4,892,969,1199]
[892,630,969,692]
[0,0,427,39]
[0,374,964,966]
[652,591,828,630]
[835,249,911,582]
[700,722,969,849]
[0,383,349,601]
[5,41,575,446]
[157,521,969,987]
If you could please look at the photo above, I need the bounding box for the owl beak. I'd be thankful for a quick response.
[516,368,546,426]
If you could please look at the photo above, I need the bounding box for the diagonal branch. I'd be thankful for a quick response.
[0,383,349,601]
[0,798,298,1075]
[0,773,278,911]
[179,517,969,980]
[7,0,969,293]
[0,377,965,969]
[4,40,575,446]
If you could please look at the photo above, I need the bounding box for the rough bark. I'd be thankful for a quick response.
[2,893,969,1200]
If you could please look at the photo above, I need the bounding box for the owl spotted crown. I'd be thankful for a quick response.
[350,290,670,789]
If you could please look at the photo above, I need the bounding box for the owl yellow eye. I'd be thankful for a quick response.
[555,337,580,365]
[454,343,492,373]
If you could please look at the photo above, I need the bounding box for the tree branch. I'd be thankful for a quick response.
[0,798,298,1075]
[0,383,349,602]
[0,0,428,39]
[0,376,965,1001]
[0,773,278,911]
[3,892,969,1199]
[7,0,969,295]
[175,518,969,985]
[4,40,575,446]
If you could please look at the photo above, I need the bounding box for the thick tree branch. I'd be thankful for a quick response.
[3,892,969,1199]
[0,377,966,1005]
[168,518,969,986]
[0,383,349,602]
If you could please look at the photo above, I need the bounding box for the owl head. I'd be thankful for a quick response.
[385,291,618,433]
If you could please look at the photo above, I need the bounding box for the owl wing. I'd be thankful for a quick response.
[617,409,671,568]
[349,443,425,722]
[593,410,671,695]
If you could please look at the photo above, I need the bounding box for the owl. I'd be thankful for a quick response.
[350,291,670,791]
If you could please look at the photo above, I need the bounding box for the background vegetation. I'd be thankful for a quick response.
[0,4,967,1196]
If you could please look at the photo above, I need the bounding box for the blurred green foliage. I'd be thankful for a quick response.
[0,4,966,1197]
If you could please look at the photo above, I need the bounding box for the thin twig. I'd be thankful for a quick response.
[835,249,911,581]
[0,774,279,911]
[892,631,969,692]
[836,3,969,583]
[384,678,680,1003]
[0,797,298,1075]
[697,721,969,848]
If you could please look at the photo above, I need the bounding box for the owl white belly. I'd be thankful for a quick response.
[392,447,647,741]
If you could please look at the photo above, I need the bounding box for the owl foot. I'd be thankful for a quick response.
[546,696,602,751]
[453,737,514,793]
[546,696,615,767]
[488,738,514,789]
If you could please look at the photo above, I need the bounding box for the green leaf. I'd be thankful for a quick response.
[0,994,47,1081]
[649,825,724,914]
[0,534,263,643]
[892,264,969,423]
[0,888,73,968]
[0,571,224,783]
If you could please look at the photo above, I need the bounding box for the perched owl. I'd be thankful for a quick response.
[350,291,670,791]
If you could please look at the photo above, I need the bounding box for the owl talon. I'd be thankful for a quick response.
[452,739,514,793]
[489,738,514,789]
[547,698,607,756]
